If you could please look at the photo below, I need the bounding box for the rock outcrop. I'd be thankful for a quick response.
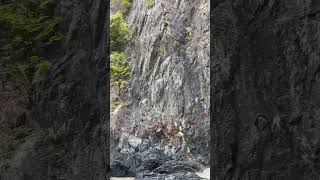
[111,0,210,177]
[211,0,320,179]
[0,0,109,179]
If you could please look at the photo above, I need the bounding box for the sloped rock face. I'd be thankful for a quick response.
[0,0,108,179]
[0,67,25,129]
[134,160,205,180]
[211,0,320,179]
[111,0,210,176]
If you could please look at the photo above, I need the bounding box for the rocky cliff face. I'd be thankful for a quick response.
[111,0,210,177]
[0,0,108,179]
[211,0,320,179]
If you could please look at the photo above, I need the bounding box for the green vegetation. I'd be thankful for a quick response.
[0,0,62,107]
[111,99,121,112]
[32,60,52,85]
[175,121,192,160]
[110,10,132,110]
[144,0,155,9]
[110,11,131,51]
[7,59,52,101]
[111,51,130,94]
[111,0,132,13]
[120,0,131,9]
[185,27,193,37]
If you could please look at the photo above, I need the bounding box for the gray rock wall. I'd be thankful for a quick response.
[125,0,209,135]
[211,0,320,179]
[111,0,210,176]
[114,0,210,169]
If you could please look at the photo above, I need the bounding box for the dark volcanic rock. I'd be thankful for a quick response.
[111,161,135,177]
[0,0,109,179]
[153,160,202,174]
[136,172,206,180]
[211,0,320,179]
[111,134,174,176]
[135,160,205,180]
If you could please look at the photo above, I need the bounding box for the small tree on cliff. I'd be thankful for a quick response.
[110,11,131,51]
[110,51,130,96]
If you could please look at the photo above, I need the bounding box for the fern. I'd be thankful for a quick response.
[32,60,51,85]
[0,0,63,107]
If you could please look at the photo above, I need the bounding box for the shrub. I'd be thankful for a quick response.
[110,11,131,51]
[0,0,62,107]
[120,0,131,9]
[111,0,132,13]
[110,51,130,95]
[144,0,155,9]
[7,64,33,99]
[7,58,51,105]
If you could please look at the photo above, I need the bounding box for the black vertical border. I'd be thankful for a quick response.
[105,0,111,178]
[210,0,213,179]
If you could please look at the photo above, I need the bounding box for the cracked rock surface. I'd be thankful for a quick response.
[111,0,210,179]
[111,0,210,178]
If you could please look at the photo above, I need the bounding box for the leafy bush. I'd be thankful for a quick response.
[0,0,62,107]
[120,0,131,9]
[7,64,33,98]
[0,2,62,50]
[144,0,155,9]
[110,11,131,51]
[111,51,130,94]
[110,6,132,108]
[7,58,51,105]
